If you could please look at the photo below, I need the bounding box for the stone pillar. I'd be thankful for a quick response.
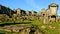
[19,29,25,34]
[49,16,51,22]
[43,18,46,24]
[26,28,30,34]
[43,16,47,24]
[19,28,30,34]
[19,30,21,34]
[34,29,42,34]
[56,16,58,22]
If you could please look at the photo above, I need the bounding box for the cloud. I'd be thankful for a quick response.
[25,0,40,9]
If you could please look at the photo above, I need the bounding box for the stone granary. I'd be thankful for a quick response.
[12,8,26,21]
[31,10,37,16]
[39,3,59,23]
[0,3,59,23]
[26,10,37,16]
[26,11,32,16]
[14,8,26,16]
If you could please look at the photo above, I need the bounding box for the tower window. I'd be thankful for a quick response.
[43,14,45,16]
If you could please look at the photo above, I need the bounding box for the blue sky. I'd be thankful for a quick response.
[0,0,60,16]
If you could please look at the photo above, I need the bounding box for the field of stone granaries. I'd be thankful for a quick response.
[0,3,60,34]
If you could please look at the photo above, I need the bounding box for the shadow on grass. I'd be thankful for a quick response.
[0,33,5,34]
[0,22,31,27]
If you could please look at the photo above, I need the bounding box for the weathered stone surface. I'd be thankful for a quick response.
[0,24,43,34]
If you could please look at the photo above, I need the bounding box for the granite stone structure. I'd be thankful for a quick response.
[0,3,59,23]
[39,3,59,23]
[0,3,59,34]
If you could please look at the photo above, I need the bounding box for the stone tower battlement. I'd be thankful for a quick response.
[48,3,58,16]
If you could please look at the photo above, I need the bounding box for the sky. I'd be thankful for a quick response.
[0,0,60,16]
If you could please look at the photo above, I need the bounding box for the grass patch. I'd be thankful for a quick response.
[0,20,60,34]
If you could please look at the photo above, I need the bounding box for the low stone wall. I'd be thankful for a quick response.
[0,24,42,34]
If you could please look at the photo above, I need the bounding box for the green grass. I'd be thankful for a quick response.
[30,20,60,34]
[0,30,12,34]
[0,19,60,34]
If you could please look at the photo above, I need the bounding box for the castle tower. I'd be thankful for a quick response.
[48,3,58,22]
[49,3,58,15]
